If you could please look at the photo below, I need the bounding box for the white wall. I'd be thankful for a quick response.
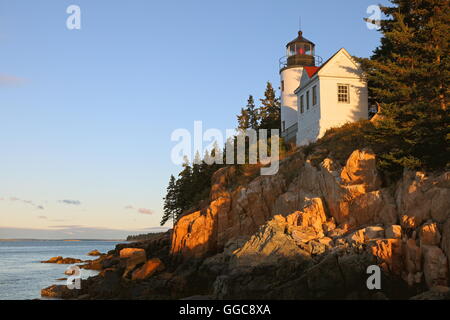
[296,49,368,146]
[319,77,368,134]
[280,67,304,131]
[296,77,321,146]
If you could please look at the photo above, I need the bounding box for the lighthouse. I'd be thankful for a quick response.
[279,30,321,144]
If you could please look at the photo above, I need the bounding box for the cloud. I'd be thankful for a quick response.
[59,200,81,206]
[124,205,153,215]
[137,208,153,215]
[0,74,28,87]
[37,216,48,219]
[2,196,44,210]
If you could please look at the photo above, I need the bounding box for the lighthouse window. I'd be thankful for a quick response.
[313,86,317,105]
[338,84,350,103]
[304,44,312,55]
[281,80,285,92]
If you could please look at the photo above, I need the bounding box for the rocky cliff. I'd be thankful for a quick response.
[42,148,450,300]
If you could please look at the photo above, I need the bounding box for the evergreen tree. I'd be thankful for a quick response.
[237,107,250,130]
[160,175,180,227]
[259,82,281,129]
[175,156,193,213]
[237,95,260,130]
[359,0,450,173]
[246,95,260,130]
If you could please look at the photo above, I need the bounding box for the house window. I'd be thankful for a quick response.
[306,91,310,110]
[338,84,350,103]
[300,95,304,113]
[312,86,317,105]
[282,121,285,132]
[281,80,285,92]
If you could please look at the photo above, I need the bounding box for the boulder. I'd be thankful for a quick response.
[422,245,448,289]
[340,149,381,191]
[385,225,402,239]
[328,227,348,239]
[171,171,287,260]
[43,256,63,263]
[347,226,384,245]
[347,229,366,244]
[291,227,320,243]
[87,249,102,256]
[121,249,147,278]
[41,285,78,299]
[400,215,420,230]
[419,221,441,246]
[286,197,327,234]
[90,268,123,298]
[403,239,422,275]
[364,226,385,240]
[368,239,403,275]
[170,206,218,259]
[41,256,83,264]
[396,171,450,229]
[346,189,397,227]
[131,258,165,280]
[119,248,145,259]
[209,166,236,201]
[318,237,333,247]
[231,218,310,268]
[430,187,450,222]
[322,218,336,234]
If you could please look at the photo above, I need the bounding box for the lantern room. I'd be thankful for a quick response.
[282,31,317,69]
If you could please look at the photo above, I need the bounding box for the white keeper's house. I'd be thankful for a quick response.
[279,30,369,146]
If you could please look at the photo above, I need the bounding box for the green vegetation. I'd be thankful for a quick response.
[357,0,449,176]
[126,232,165,242]
[304,120,375,167]
[160,82,282,226]
[161,0,449,226]
[236,82,281,131]
[160,151,224,226]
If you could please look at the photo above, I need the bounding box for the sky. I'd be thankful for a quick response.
[0,0,389,239]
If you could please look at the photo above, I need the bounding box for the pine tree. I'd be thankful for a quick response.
[237,107,250,130]
[358,0,450,173]
[176,156,193,213]
[237,95,260,130]
[160,175,180,227]
[246,95,260,130]
[259,82,281,129]
[191,151,203,194]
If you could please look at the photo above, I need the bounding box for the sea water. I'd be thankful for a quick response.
[0,240,122,300]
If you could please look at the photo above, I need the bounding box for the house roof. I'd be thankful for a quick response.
[304,66,320,78]
[294,48,356,94]
[286,31,315,48]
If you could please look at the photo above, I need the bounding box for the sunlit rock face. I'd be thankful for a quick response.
[42,149,450,300]
[170,148,450,292]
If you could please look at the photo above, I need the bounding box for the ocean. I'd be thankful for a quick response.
[0,240,123,300]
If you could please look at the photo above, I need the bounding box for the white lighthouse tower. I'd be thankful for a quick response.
[280,30,321,144]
